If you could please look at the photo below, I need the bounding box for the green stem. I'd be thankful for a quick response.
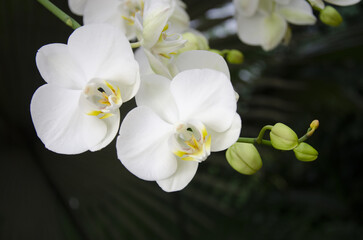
[298,128,312,143]
[237,137,272,147]
[37,0,81,30]
[130,42,141,48]
[256,125,273,144]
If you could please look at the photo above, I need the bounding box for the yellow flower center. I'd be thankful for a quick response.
[172,122,211,162]
[121,0,144,25]
[83,80,122,119]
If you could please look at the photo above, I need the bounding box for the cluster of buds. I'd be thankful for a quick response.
[226,120,319,175]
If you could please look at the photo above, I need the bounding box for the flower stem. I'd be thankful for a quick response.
[130,42,141,48]
[37,0,81,30]
[256,125,273,144]
[237,137,272,147]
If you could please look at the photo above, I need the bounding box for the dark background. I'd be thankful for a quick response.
[1,0,362,239]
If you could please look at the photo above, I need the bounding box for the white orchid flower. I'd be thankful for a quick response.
[67,0,189,40]
[30,24,140,154]
[117,69,241,192]
[308,0,360,10]
[234,0,316,51]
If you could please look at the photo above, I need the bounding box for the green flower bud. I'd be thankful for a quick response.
[177,31,209,54]
[226,143,263,175]
[320,6,343,27]
[270,123,299,150]
[293,142,318,162]
[209,49,222,56]
[226,50,244,64]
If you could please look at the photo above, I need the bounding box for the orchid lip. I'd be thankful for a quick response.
[172,121,211,163]
[82,80,122,119]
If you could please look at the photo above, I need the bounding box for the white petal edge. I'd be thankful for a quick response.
[157,159,198,192]
[236,13,264,46]
[30,84,106,154]
[234,0,260,17]
[208,113,242,152]
[135,48,154,76]
[86,111,120,152]
[325,0,361,6]
[277,0,317,25]
[83,0,133,38]
[171,50,230,79]
[36,43,86,90]
[142,0,175,48]
[68,0,87,15]
[170,69,237,132]
[68,24,137,85]
[135,74,179,123]
[117,106,177,181]
[261,13,287,51]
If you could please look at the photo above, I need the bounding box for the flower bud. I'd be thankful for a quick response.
[320,6,343,27]
[226,50,244,64]
[177,31,209,54]
[293,142,318,162]
[270,123,299,150]
[209,49,222,56]
[310,119,319,130]
[226,143,263,175]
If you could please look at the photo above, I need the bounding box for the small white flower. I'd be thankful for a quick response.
[117,69,241,192]
[30,24,140,154]
[234,0,316,51]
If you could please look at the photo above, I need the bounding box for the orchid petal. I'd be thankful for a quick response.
[83,0,132,39]
[143,48,172,78]
[135,48,154,76]
[234,0,260,17]
[171,69,237,132]
[169,2,190,33]
[30,84,108,154]
[68,24,136,85]
[171,50,230,79]
[275,0,291,5]
[261,13,287,51]
[142,0,175,48]
[308,0,325,9]
[157,159,198,192]
[278,0,316,25]
[236,13,264,46]
[84,111,120,152]
[117,106,176,181]
[68,0,87,15]
[207,114,242,152]
[325,0,361,6]
[135,74,179,123]
[36,43,85,90]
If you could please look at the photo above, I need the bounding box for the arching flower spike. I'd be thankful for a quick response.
[31,24,140,154]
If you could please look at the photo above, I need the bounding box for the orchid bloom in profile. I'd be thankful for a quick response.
[30,24,140,154]
[234,0,316,51]
[308,0,361,10]
[116,69,241,192]
[133,0,189,78]
[68,0,189,40]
